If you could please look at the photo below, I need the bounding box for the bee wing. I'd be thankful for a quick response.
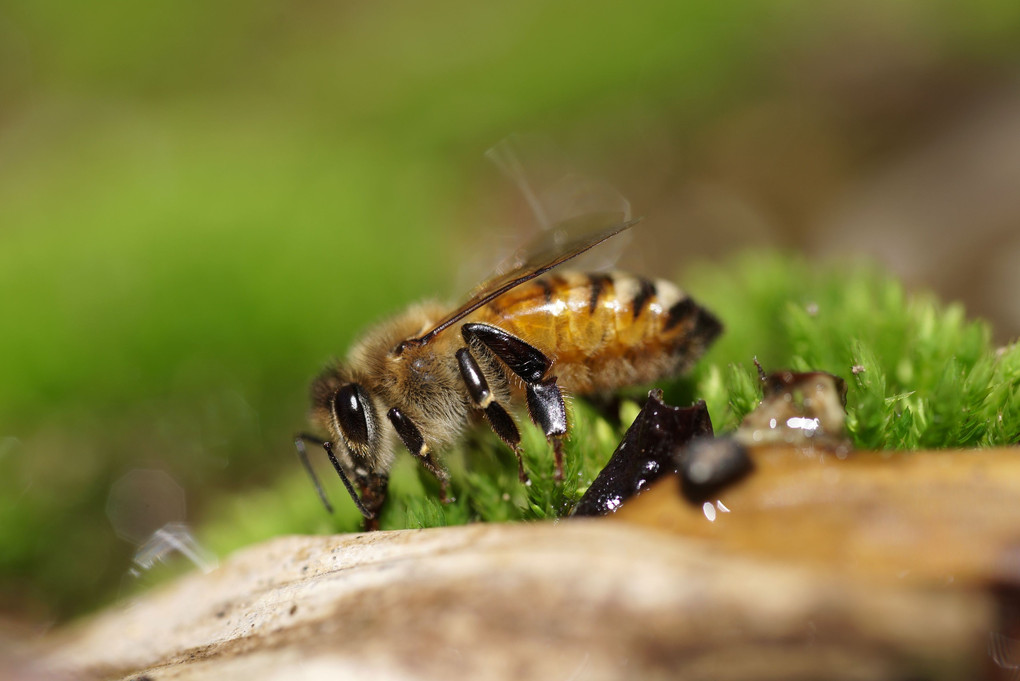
[485,138,633,230]
[479,136,635,277]
[410,211,639,346]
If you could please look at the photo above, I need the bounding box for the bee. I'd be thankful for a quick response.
[295,215,723,529]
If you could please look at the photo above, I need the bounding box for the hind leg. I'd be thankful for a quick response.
[525,377,568,481]
[462,323,569,482]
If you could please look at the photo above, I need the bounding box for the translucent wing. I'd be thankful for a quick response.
[485,138,632,231]
[482,136,634,274]
[405,211,639,348]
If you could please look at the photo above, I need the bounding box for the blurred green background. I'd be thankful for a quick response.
[2,0,1019,624]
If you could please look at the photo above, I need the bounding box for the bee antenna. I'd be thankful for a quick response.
[295,434,334,514]
[322,440,375,520]
[294,434,375,520]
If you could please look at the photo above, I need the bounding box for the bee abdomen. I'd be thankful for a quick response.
[476,271,722,394]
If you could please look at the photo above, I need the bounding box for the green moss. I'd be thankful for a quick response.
[685,253,1020,451]
[196,252,1020,553]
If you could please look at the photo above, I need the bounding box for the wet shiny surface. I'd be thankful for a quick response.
[573,390,713,517]
[736,370,850,451]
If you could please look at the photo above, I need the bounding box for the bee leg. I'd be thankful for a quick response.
[387,407,453,503]
[322,441,379,521]
[354,469,389,531]
[552,438,565,483]
[462,323,551,384]
[294,433,375,520]
[462,324,570,482]
[486,402,528,484]
[456,348,528,483]
[526,377,569,482]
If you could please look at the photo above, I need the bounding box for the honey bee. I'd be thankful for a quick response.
[295,214,723,529]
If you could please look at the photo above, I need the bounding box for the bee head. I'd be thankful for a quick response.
[329,383,378,461]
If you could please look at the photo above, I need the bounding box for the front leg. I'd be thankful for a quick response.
[387,407,452,503]
[354,468,389,531]
[462,323,570,481]
[294,432,375,520]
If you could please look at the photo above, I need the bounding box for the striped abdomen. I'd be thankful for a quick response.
[468,270,722,394]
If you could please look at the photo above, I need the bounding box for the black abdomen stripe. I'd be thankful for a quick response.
[631,278,656,319]
[665,297,697,331]
[666,298,724,344]
[587,273,612,313]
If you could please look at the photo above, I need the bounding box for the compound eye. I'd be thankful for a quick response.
[332,383,372,448]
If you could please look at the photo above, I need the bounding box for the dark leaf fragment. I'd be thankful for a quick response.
[573,390,712,516]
